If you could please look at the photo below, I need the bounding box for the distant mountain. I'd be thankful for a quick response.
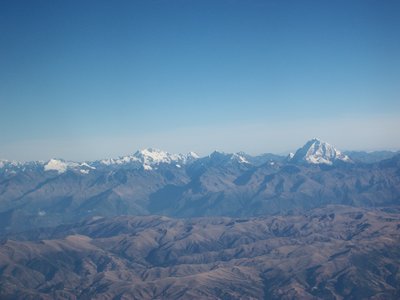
[0,160,44,175]
[0,149,200,176]
[190,151,251,168]
[0,139,399,233]
[238,152,286,166]
[290,138,351,165]
[44,159,95,174]
[1,206,399,299]
[344,150,400,164]
[96,148,199,170]
[2,141,393,175]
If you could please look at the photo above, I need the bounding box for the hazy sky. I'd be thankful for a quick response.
[1,0,399,161]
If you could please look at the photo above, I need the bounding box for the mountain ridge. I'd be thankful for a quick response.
[2,139,397,176]
[0,139,399,233]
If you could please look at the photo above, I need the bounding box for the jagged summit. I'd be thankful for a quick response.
[291,138,351,165]
[0,140,370,175]
[44,159,96,174]
[99,148,199,170]
[0,149,200,174]
[0,159,12,168]
[208,151,250,164]
[134,148,199,170]
[231,153,250,164]
[44,159,70,174]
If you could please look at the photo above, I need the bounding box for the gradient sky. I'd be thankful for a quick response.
[1,0,399,161]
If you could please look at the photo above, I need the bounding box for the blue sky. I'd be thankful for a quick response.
[1,0,399,161]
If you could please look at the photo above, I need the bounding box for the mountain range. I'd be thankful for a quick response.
[1,138,400,299]
[0,138,399,233]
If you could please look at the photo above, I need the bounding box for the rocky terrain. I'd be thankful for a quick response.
[0,206,399,299]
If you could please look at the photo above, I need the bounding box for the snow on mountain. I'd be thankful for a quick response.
[80,162,96,169]
[236,152,286,166]
[44,159,96,174]
[291,138,351,165]
[0,159,10,169]
[0,159,20,168]
[281,152,293,163]
[1,140,355,175]
[2,149,199,175]
[0,160,19,174]
[0,160,45,174]
[134,148,185,169]
[187,151,200,160]
[99,148,200,170]
[201,151,251,167]
[231,153,250,164]
[44,159,70,173]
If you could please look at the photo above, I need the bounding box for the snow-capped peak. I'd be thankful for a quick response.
[0,159,21,168]
[0,159,8,168]
[291,138,351,165]
[187,151,200,159]
[231,153,250,164]
[44,159,70,174]
[99,148,200,170]
[134,148,180,170]
[205,151,250,166]
[43,159,96,174]
[135,148,178,163]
